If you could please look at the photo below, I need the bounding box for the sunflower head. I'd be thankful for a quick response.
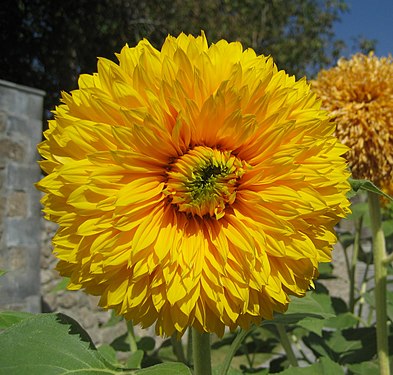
[312,52,393,196]
[37,32,350,337]
[165,146,249,219]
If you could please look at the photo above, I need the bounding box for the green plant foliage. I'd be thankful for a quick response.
[347,361,380,375]
[127,350,145,369]
[97,344,119,368]
[262,292,335,327]
[0,310,35,330]
[0,313,192,375]
[325,312,359,330]
[110,332,131,352]
[212,366,252,375]
[349,178,393,201]
[134,363,192,374]
[277,357,344,374]
[138,336,156,352]
[0,313,116,374]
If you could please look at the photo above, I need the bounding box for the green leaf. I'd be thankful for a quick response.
[347,361,379,374]
[339,327,378,364]
[303,333,334,360]
[305,327,372,364]
[317,262,335,279]
[111,332,130,352]
[327,330,362,354]
[263,292,335,327]
[213,366,255,375]
[0,310,35,329]
[325,312,359,330]
[0,269,7,277]
[138,336,156,352]
[245,369,269,375]
[97,344,119,367]
[134,362,192,374]
[321,356,344,373]
[127,350,144,369]
[296,317,326,336]
[349,178,393,201]
[287,292,335,316]
[277,357,344,374]
[0,313,119,375]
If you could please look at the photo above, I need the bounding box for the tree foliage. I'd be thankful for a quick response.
[1,0,356,114]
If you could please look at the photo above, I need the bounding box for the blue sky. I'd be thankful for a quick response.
[334,0,393,57]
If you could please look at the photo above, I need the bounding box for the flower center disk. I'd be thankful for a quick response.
[165,146,248,219]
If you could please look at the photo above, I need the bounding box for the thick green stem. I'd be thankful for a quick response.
[126,320,138,353]
[368,191,390,375]
[219,329,250,375]
[277,323,298,367]
[192,328,212,375]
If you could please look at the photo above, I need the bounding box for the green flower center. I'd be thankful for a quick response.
[165,146,249,219]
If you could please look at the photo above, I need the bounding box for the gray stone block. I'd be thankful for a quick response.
[0,79,44,116]
[6,191,28,217]
[6,163,41,190]
[1,270,41,308]
[27,94,45,120]
[28,120,44,146]
[7,115,43,147]
[4,218,41,247]
[0,138,26,162]
[6,114,26,136]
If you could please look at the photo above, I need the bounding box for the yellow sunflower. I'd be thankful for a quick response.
[37,32,350,337]
[312,53,393,196]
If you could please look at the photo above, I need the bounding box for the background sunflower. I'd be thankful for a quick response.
[312,53,393,196]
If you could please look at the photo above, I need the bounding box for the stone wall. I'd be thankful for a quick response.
[0,79,44,312]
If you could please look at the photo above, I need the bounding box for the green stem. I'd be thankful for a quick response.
[349,217,363,312]
[276,324,298,367]
[171,333,187,364]
[126,320,138,353]
[192,328,212,375]
[368,191,390,375]
[219,329,250,375]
